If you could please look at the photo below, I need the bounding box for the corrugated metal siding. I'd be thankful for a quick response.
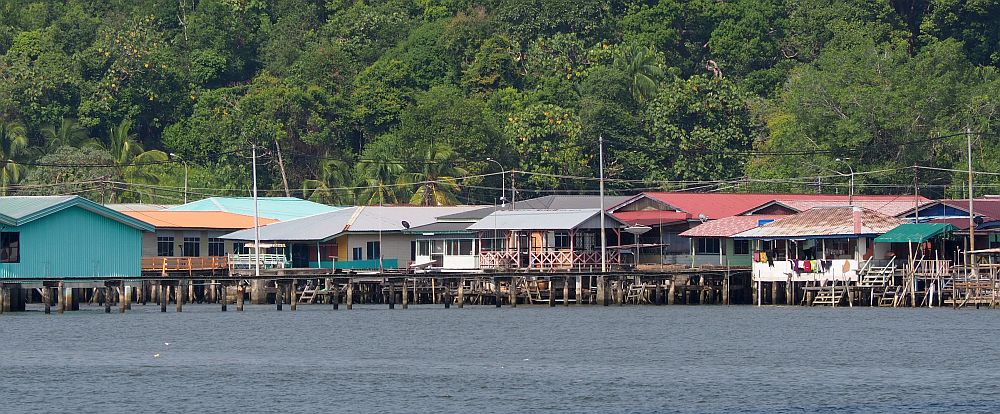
[0,206,143,279]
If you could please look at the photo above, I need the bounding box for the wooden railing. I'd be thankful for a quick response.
[479,250,621,270]
[142,256,229,274]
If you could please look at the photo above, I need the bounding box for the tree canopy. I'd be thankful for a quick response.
[2,0,1000,202]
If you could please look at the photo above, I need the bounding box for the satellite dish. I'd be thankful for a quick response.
[698,213,708,223]
[401,220,411,229]
[624,224,652,235]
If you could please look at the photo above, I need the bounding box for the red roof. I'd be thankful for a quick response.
[940,199,1000,221]
[679,215,785,238]
[624,192,930,220]
[612,210,689,226]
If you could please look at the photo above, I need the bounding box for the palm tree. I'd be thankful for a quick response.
[100,119,169,202]
[405,144,468,206]
[39,117,93,152]
[356,141,408,205]
[302,155,356,205]
[615,44,665,104]
[0,120,28,196]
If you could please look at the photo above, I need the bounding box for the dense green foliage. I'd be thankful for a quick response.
[2,0,1000,203]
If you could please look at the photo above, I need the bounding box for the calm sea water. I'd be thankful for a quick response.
[2,304,999,413]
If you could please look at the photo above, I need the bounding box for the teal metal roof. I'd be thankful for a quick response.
[167,197,341,221]
[0,196,154,231]
[874,223,955,243]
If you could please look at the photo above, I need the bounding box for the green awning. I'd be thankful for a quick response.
[874,223,955,243]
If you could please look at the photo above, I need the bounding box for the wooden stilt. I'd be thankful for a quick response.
[667,280,676,305]
[597,276,607,306]
[176,282,183,312]
[118,286,126,314]
[236,283,245,311]
[548,277,555,307]
[160,285,167,312]
[563,276,570,306]
[431,278,438,305]
[457,278,465,308]
[509,277,517,308]
[347,279,354,310]
[388,281,395,309]
[57,282,65,314]
[495,277,501,308]
[576,276,583,305]
[444,284,451,309]
[104,287,112,313]
[276,282,283,311]
[332,282,340,310]
[42,286,51,314]
[402,278,409,310]
[290,280,298,311]
[220,284,227,312]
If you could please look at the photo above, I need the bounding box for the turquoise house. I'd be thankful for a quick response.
[167,197,341,221]
[0,196,154,279]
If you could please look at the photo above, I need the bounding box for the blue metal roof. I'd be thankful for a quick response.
[167,197,341,221]
[0,195,154,231]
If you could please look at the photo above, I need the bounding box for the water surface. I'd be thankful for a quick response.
[2,304,998,413]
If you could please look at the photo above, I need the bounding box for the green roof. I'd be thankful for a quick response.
[167,197,341,221]
[874,223,955,243]
[0,195,154,231]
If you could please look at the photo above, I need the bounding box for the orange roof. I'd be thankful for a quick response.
[123,211,278,230]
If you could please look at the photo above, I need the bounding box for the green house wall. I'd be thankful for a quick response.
[0,206,143,279]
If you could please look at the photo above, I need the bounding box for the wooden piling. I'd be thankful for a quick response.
[495,277,502,308]
[42,286,51,314]
[332,282,340,310]
[160,284,167,312]
[444,285,451,309]
[220,284,227,312]
[388,281,395,309]
[236,283,245,311]
[509,277,517,308]
[457,278,465,308]
[176,282,183,312]
[597,276,607,306]
[563,276,570,306]
[118,286,126,313]
[402,279,409,310]
[347,279,354,310]
[276,282,283,311]
[548,277,556,307]
[615,278,624,306]
[290,280,298,311]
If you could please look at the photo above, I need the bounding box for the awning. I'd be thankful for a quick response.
[874,223,955,243]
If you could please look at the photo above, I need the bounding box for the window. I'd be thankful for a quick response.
[554,232,570,249]
[733,240,750,255]
[459,240,474,256]
[696,238,721,254]
[366,241,380,260]
[481,238,506,251]
[352,247,362,261]
[431,240,444,254]
[1,232,20,263]
[157,236,174,256]
[208,238,226,256]
[417,241,429,256]
[182,237,200,257]
[232,242,245,255]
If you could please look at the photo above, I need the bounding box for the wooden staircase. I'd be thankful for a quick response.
[811,283,848,306]
[857,257,896,306]
[297,285,319,304]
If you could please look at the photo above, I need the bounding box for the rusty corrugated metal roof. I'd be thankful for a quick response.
[679,215,785,238]
[732,207,903,239]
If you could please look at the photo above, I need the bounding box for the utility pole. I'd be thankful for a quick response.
[599,135,607,273]
[913,166,919,221]
[252,143,261,280]
[967,127,977,276]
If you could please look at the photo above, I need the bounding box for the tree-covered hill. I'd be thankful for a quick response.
[1,0,999,204]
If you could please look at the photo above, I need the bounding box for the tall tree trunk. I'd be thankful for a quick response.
[274,139,291,197]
